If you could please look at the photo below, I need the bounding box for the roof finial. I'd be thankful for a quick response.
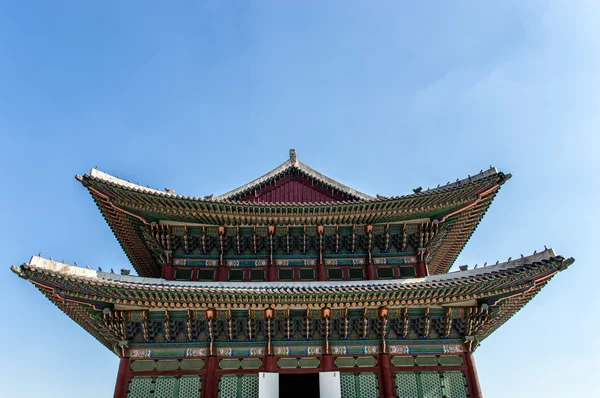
[289,148,297,163]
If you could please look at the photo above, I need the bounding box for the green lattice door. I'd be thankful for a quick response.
[218,374,259,398]
[395,371,469,398]
[128,375,202,398]
[340,372,379,398]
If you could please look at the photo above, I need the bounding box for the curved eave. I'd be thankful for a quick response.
[12,250,573,348]
[77,167,509,277]
[77,166,506,207]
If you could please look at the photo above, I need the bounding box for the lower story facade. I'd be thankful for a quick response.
[116,351,481,398]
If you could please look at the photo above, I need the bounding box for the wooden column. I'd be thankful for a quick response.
[322,355,334,371]
[113,357,130,398]
[317,226,325,281]
[202,356,218,398]
[416,249,428,277]
[161,253,175,280]
[379,354,396,398]
[268,226,276,281]
[264,356,277,372]
[366,264,376,280]
[366,225,376,280]
[464,352,483,398]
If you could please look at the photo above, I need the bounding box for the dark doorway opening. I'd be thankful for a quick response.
[279,373,320,398]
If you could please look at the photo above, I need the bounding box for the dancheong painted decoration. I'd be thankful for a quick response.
[12,150,573,398]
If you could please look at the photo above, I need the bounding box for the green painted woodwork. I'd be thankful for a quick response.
[131,360,155,371]
[218,375,258,398]
[277,358,298,369]
[219,358,241,370]
[341,372,379,398]
[444,371,469,398]
[156,360,179,371]
[240,358,262,369]
[355,356,378,367]
[394,371,468,398]
[180,359,205,370]
[392,357,415,367]
[127,375,202,398]
[421,372,444,397]
[128,377,153,398]
[298,357,320,368]
[438,355,463,366]
[415,356,438,367]
[335,357,356,368]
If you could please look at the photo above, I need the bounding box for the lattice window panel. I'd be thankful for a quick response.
[340,372,379,398]
[128,377,154,398]
[395,372,420,398]
[155,376,176,397]
[128,376,202,398]
[341,373,357,398]
[358,373,379,398]
[240,374,259,398]
[178,376,202,398]
[421,372,443,398]
[395,371,469,398]
[444,371,468,398]
[218,374,258,398]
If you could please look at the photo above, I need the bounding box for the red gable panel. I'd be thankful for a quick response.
[235,171,353,203]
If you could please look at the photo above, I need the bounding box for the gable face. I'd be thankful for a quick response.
[235,170,357,203]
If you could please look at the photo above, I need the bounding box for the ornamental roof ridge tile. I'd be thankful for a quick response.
[80,165,507,207]
[14,249,573,293]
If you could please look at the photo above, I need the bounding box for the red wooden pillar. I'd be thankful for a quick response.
[202,356,218,398]
[264,355,277,372]
[113,357,130,398]
[162,253,175,280]
[322,355,334,371]
[366,264,376,280]
[379,354,396,397]
[268,265,277,281]
[217,265,227,281]
[416,250,429,277]
[464,353,483,398]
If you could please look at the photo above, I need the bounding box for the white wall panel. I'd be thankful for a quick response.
[319,371,341,398]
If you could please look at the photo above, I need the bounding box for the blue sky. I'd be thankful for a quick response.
[1,1,597,396]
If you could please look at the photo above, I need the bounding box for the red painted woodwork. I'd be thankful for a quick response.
[216,266,227,281]
[379,354,397,398]
[113,357,130,398]
[202,356,218,398]
[264,356,276,372]
[366,264,376,280]
[236,172,354,203]
[465,352,483,398]
[322,355,334,371]
[268,266,277,281]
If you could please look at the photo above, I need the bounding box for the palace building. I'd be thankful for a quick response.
[12,150,573,397]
